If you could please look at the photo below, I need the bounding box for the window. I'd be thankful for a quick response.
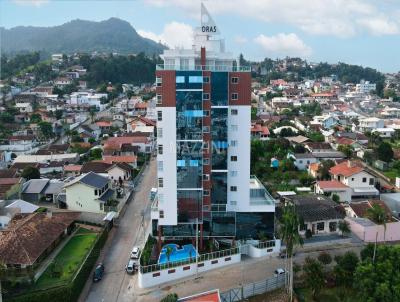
[230,171,238,177]
[231,93,238,100]
[158,161,163,171]
[203,93,210,100]
[369,178,374,185]
[230,186,237,192]
[156,77,162,87]
[158,193,163,204]
[230,140,238,147]
[230,200,237,205]
[204,190,210,196]
[203,158,210,165]
[157,127,163,138]
[231,125,238,131]
[158,178,164,187]
[203,142,209,150]
[317,222,325,231]
[231,109,238,115]
[203,126,210,133]
[299,160,303,164]
[100,203,104,211]
[203,110,210,116]
[203,76,210,83]
[156,94,162,104]
[189,76,203,83]
[157,111,162,121]
[94,189,98,196]
[299,223,306,231]
[231,77,239,84]
[362,177,367,183]
[158,145,163,155]
[159,210,164,218]
[203,174,210,181]
[176,76,185,83]
[351,178,354,181]
[231,156,238,161]
[329,222,337,232]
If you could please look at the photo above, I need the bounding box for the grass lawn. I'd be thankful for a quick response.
[383,169,398,182]
[35,229,98,288]
[296,287,361,302]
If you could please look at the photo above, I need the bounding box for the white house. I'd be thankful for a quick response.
[69,91,108,110]
[64,172,115,214]
[372,128,396,138]
[15,102,33,113]
[315,180,352,202]
[312,114,339,129]
[289,153,317,171]
[358,117,384,132]
[356,81,376,94]
[329,160,378,199]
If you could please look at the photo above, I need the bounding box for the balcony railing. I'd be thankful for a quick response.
[156,64,251,72]
[139,246,239,274]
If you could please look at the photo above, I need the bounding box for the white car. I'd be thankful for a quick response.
[125,259,136,274]
[274,268,286,277]
[130,247,140,259]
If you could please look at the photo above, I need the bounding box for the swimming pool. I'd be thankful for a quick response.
[158,243,198,264]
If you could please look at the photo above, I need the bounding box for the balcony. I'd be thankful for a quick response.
[156,64,251,72]
[249,175,275,206]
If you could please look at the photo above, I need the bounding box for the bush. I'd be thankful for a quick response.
[160,293,178,302]
[318,252,332,265]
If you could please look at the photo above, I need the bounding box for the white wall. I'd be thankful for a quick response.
[65,183,103,214]
[228,105,250,212]
[138,253,241,288]
[157,107,177,226]
[248,240,281,258]
[342,171,375,187]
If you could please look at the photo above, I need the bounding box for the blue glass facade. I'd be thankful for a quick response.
[211,108,228,170]
[211,72,228,106]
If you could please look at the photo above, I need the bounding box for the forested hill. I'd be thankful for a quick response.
[0,18,166,55]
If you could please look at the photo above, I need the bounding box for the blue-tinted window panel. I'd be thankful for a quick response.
[189,76,203,83]
[211,172,227,205]
[177,160,186,167]
[183,110,203,117]
[189,160,199,167]
[211,72,228,106]
[176,76,185,83]
[214,141,228,149]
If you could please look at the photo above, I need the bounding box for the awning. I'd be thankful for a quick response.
[352,187,379,195]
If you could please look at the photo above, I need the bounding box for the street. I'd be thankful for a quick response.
[82,157,156,302]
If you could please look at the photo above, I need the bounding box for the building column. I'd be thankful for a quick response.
[200,223,204,251]
[157,225,163,252]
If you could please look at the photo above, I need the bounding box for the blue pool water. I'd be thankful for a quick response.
[158,244,198,264]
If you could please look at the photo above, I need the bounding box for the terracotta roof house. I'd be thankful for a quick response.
[347,200,393,221]
[0,212,79,269]
[0,178,22,199]
[329,160,379,199]
[315,180,352,202]
[0,169,18,179]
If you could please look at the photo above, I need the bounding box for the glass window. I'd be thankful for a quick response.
[203,110,210,116]
[159,210,164,218]
[231,125,238,131]
[230,186,237,192]
[157,127,163,138]
[177,160,186,167]
[203,76,210,83]
[176,76,185,83]
[203,158,210,165]
[189,76,203,83]
[230,200,237,205]
[157,111,162,121]
[230,140,238,147]
[329,222,337,232]
[230,171,238,177]
[158,178,163,187]
[362,177,367,183]
[203,93,210,100]
[204,190,210,196]
[158,145,163,155]
[231,156,237,161]
[203,174,210,181]
[203,126,210,133]
[317,222,325,231]
[369,178,374,185]
[231,77,239,84]
[231,109,238,115]
[231,93,238,100]
[156,94,162,104]
[158,161,163,171]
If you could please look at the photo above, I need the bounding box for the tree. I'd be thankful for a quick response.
[303,257,325,299]
[21,166,40,180]
[55,110,63,120]
[89,148,103,160]
[376,142,394,162]
[279,205,303,301]
[318,252,332,265]
[38,121,53,138]
[165,246,174,263]
[161,293,178,302]
[366,204,387,262]
[30,113,42,123]
[318,160,335,180]
[338,220,351,237]
[331,193,340,203]
[337,145,353,158]
[334,251,359,287]
[89,108,97,123]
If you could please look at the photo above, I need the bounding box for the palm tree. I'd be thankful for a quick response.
[338,220,351,237]
[165,246,174,263]
[279,204,303,302]
[366,204,387,263]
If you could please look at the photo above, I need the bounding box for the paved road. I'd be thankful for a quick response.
[84,158,156,302]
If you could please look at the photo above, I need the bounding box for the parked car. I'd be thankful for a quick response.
[274,268,286,277]
[125,259,136,274]
[93,263,105,282]
[131,246,140,259]
[279,249,296,258]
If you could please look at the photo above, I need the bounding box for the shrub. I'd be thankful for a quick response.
[318,252,332,265]
[161,293,178,302]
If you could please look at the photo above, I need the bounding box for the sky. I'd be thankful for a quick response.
[1,0,400,73]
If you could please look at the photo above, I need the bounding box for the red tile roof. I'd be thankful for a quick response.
[309,162,320,172]
[329,161,364,177]
[63,165,82,172]
[96,121,112,127]
[317,180,349,189]
[102,155,137,164]
[336,137,355,145]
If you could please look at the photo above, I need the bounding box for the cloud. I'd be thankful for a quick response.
[254,33,312,57]
[13,0,49,7]
[357,17,399,35]
[145,0,400,37]
[234,35,248,44]
[138,22,193,48]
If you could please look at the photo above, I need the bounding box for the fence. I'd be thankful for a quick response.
[139,247,240,274]
[220,274,286,302]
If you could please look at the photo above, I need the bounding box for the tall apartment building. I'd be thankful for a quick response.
[152,4,275,249]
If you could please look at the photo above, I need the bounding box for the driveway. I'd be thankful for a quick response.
[82,157,156,302]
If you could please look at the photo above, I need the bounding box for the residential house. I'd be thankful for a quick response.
[304,142,332,153]
[0,178,22,200]
[315,180,352,202]
[103,136,154,153]
[15,102,33,114]
[81,161,133,181]
[54,77,72,87]
[13,153,80,165]
[289,153,317,171]
[64,172,115,214]
[63,165,82,177]
[20,179,63,203]
[329,160,379,199]
[251,123,270,140]
[102,155,137,169]
[372,128,396,138]
[311,114,339,129]
[281,195,345,236]
[357,117,384,132]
